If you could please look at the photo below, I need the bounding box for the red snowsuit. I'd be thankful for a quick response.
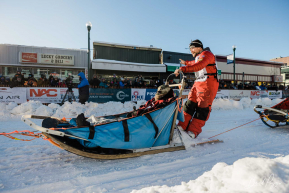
[178,49,219,137]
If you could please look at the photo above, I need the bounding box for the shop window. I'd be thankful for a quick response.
[49,69,61,78]
[2,67,17,78]
[285,74,289,80]
[35,68,51,79]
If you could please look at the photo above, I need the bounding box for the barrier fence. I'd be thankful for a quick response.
[0,87,284,104]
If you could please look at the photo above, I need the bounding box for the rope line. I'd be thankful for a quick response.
[0,130,42,141]
[208,118,261,139]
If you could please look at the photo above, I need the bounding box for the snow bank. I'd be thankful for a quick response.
[132,155,289,193]
[0,98,285,120]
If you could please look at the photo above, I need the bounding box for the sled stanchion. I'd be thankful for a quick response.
[168,71,185,143]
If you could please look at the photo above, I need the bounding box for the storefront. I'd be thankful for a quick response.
[0,44,88,83]
[216,55,284,86]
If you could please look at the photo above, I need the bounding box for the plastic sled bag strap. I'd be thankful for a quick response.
[122,120,130,142]
[145,113,159,138]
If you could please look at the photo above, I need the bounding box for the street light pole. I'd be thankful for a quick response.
[232,45,236,85]
[86,21,92,81]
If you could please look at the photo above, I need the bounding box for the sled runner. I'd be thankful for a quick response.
[254,98,289,128]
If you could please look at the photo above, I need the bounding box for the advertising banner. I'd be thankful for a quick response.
[40,54,74,65]
[215,90,229,99]
[250,90,268,99]
[145,89,157,100]
[273,75,283,83]
[27,87,79,103]
[19,52,38,63]
[227,54,234,64]
[0,87,26,103]
[89,89,131,103]
[229,90,251,101]
[131,89,146,101]
[19,52,74,65]
[268,91,282,99]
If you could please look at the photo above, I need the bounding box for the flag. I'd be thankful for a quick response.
[227,54,234,64]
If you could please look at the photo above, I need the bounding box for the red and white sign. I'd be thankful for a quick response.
[20,52,38,63]
[250,90,268,99]
[27,88,79,103]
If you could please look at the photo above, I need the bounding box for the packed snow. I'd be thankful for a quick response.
[0,97,288,193]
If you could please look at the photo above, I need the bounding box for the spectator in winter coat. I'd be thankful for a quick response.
[5,77,10,85]
[0,76,6,85]
[99,79,108,88]
[123,78,128,88]
[13,70,24,81]
[51,77,60,87]
[78,72,90,104]
[238,83,243,89]
[10,76,24,88]
[127,80,133,88]
[259,84,266,90]
[37,74,49,87]
[89,74,100,88]
[26,78,37,87]
[279,84,284,90]
[119,80,125,88]
[48,75,54,86]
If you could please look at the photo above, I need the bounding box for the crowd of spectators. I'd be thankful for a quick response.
[1,71,288,91]
[89,74,163,89]
[218,80,286,91]
[0,70,76,88]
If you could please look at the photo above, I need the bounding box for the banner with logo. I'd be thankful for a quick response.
[19,52,74,65]
[229,90,251,100]
[145,89,157,100]
[268,91,282,99]
[19,52,38,63]
[27,87,79,103]
[131,89,146,101]
[215,90,229,99]
[227,54,234,64]
[250,90,269,99]
[0,87,26,103]
[89,89,131,103]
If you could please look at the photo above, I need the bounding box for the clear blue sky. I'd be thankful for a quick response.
[0,0,288,61]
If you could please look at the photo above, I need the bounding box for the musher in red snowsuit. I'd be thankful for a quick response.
[174,39,219,138]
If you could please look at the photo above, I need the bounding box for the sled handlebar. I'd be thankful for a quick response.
[254,105,288,116]
[165,71,185,89]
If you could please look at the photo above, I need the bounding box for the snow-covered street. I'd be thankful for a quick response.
[0,98,289,193]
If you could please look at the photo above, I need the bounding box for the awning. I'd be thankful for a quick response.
[281,68,289,73]
[165,63,180,72]
[92,59,166,73]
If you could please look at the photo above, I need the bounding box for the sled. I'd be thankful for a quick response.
[20,73,190,159]
[254,98,289,128]
[18,72,224,159]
